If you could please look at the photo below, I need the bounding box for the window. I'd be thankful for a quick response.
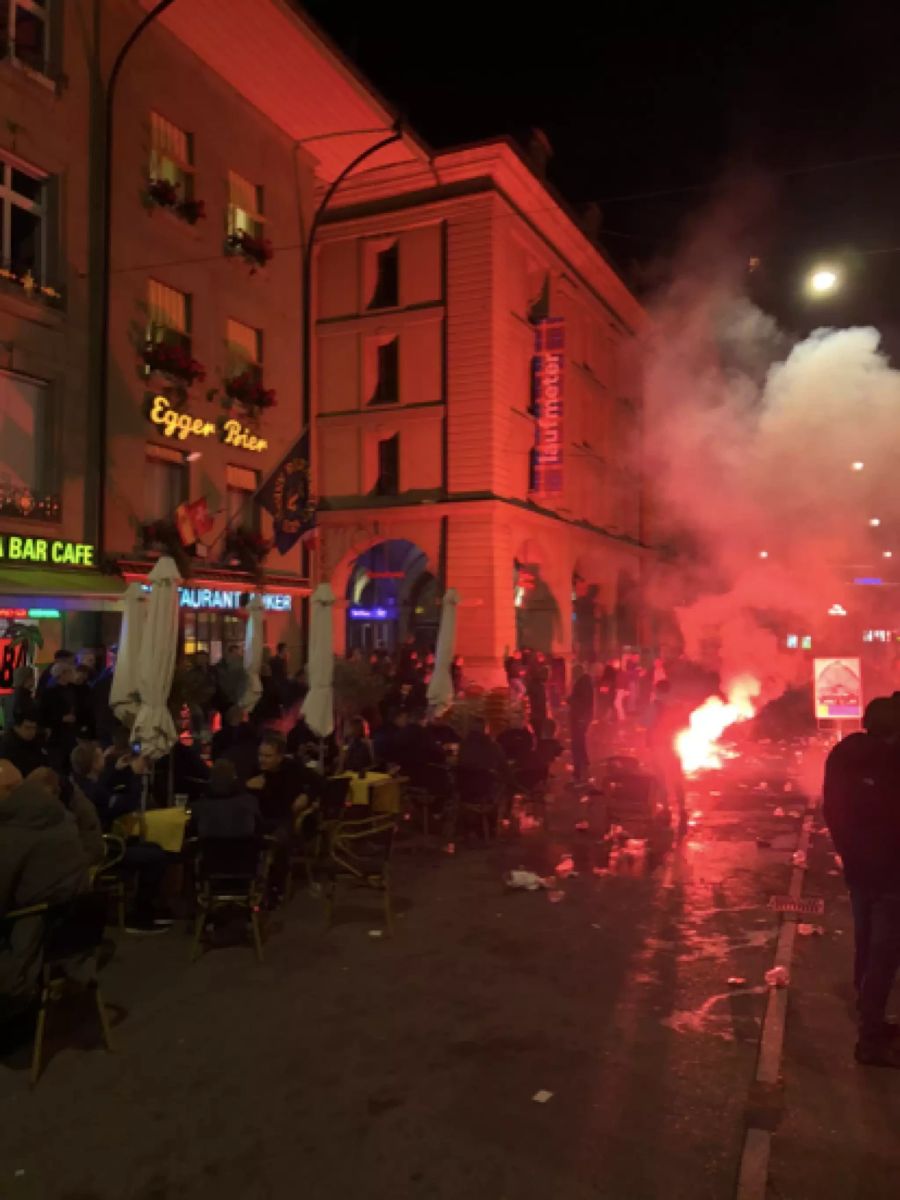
[1,0,50,75]
[227,172,264,239]
[183,612,243,661]
[0,155,47,283]
[374,435,399,496]
[0,369,58,516]
[226,318,262,381]
[369,338,399,406]
[226,463,258,532]
[149,112,194,200]
[368,242,398,310]
[147,278,191,350]
[144,443,187,521]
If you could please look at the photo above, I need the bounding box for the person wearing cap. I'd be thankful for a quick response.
[823,696,900,1068]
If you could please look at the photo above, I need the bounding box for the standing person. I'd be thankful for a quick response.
[596,660,618,723]
[269,642,289,706]
[646,680,687,837]
[39,661,80,771]
[213,643,248,717]
[526,666,549,736]
[567,664,594,783]
[36,649,75,696]
[823,697,900,1068]
[2,665,35,733]
[90,645,118,746]
[0,704,49,777]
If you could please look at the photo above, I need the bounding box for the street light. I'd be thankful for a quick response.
[884,550,893,559]
[851,461,864,471]
[806,265,840,296]
[758,550,769,559]
[869,517,881,527]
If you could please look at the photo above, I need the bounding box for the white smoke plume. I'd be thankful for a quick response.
[641,194,900,699]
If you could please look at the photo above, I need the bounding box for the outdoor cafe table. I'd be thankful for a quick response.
[113,807,190,853]
[333,771,402,814]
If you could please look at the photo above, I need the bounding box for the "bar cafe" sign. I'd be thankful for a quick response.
[0,534,96,566]
[147,394,268,453]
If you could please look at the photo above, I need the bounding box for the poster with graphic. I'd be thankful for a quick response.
[813,657,863,720]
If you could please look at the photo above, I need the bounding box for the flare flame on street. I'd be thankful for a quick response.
[674,676,760,773]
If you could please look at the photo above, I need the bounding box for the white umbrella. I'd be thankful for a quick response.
[132,555,182,760]
[110,581,146,725]
[427,587,459,711]
[240,593,265,712]
[300,582,335,737]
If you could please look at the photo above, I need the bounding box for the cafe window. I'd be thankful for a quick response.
[144,443,187,522]
[0,153,51,284]
[149,112,194,200]
[368,337,399,406]
[1,0,53,76]
[367,241,399,310]
[374,434,399,496]
[0,368,55,499]
[226,462,259,532]
[227,171,264,240]
[226,318,262,381]
[182,612,244,661]
[146,278,191,351]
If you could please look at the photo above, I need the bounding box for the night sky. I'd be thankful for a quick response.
[306,0,900,347]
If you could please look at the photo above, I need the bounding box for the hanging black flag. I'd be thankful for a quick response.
[257,432,316,555]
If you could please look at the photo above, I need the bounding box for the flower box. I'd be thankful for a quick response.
[223,370,277,418]
[144,341,206,387]
[224,526,271,577]
[226,230,273,270]
[147,180,206,225]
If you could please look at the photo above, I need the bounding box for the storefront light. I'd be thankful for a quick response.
[349,606,388,620]
[28,608,61,619]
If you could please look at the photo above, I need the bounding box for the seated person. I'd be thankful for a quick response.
[0,705,49,778]
[338,718,375,774]
[28,766,104,869]
[518,720,564,793]
[192,760,260,839]
[214,708,259,783]
[286,716,337,773]
[497,713,535,769]
[428,713,461,748]
[397,709,446,776]
[458,717,510,779]
[149,740,211,806]
[247,732,320,833]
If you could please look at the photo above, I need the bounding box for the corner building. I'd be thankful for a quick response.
[314,141,652,682]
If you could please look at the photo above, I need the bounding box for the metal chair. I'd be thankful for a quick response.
[189,836,275,964]
[91,834,127,929]
[2,894,115,1086]
[323,814,397,934]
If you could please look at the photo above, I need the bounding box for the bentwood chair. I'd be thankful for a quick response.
[2,894,116,1086]
[189,836,275,964]
[323,814,397,934]
[91,834,127,929]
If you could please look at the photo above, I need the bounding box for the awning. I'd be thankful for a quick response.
[0,569,127,610]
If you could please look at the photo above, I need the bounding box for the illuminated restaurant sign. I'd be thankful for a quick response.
[531,317,565,494]
[0,534,96,567]
[147,394,268,453]
[177,587,292,612]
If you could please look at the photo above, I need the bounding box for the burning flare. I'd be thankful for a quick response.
[675,676,760,773]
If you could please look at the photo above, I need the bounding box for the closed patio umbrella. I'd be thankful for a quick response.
[110,581,146,726]
[240,593,265,712]
[300,582,335,738]
[427,587,459,712]
[132,555,182,760]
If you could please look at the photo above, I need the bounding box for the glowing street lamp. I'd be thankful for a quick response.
[807,265,840,296]
[758,550,769,559]
[851,461,864,471]
[884,550,893,559]
[869,517,881,527]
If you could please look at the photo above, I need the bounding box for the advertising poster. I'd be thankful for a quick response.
[813,657,863,720]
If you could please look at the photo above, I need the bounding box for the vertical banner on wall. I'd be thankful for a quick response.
[531,317,565,493]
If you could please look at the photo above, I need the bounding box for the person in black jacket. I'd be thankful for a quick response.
[568,664,594,782]
[823,696,900,1067]
[0,705,48,777]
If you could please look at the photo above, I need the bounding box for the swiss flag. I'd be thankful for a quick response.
[175,498,215,545]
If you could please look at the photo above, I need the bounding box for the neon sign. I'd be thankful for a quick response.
[148,394,268,453]
[531,317,565,494]
[0,608,27,619]
[349,606,389,619]
[368,571,404,579]
[0,534,95,567]
[177,587,292,612]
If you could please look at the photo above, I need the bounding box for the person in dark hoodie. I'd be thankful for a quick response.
[823,696,900,1068]
[0,704,48,777]
[192,760,260,839]
[0,760,92,1027]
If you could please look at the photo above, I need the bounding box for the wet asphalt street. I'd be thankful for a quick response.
[1,738,883,1200]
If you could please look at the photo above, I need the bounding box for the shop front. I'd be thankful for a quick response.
[175,583,299,659]
[345,539,439,654]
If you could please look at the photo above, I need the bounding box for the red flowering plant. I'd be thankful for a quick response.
[224,526,271,577]
[147,180,206,226]
[143,341,206,386]
[226,230,273,271]
[139,519,192,577]
[222,370,277,420]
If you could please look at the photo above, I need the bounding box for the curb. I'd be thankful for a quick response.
[735,810,815,1200]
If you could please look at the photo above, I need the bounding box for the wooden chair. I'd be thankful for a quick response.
[189,836,274,964]
[91,834,127,929]
[323,814,397,934]
[2,894,115,1086]
[456,766,500,841]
